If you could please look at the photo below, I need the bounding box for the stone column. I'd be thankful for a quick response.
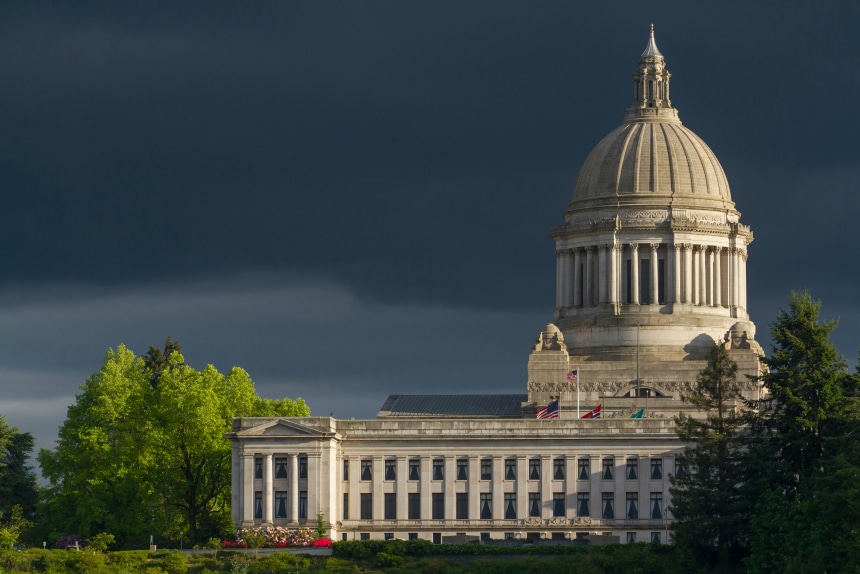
[263,454,273,524]
[468,455,479,520]
[598,244,608,304]
[540,455,551,518]
[573,249,582,307]
[419,457,431,520]
[241,453,255,526]
[585,248,594,306]
[731,248,740,310]
[492,456,503,521]
[672,244,681,304]
[289,454,298,523]
[714,248,723,307]
[516,455,528,520]
[444,457,455,521]
[650,244,659,305]
[555,251,563,309]
[630,244,640,305]
[683,244,692,304]
[396,456,407,520]
[372,457,384,520]
[348,459,359,522]
[307,454,319,521]
[740,251,748,310]
[698,246,707,306]
[565,249,575,308]
[609,245,619,305]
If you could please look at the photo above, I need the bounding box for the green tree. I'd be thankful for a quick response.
[39,342,310,548]
[744,291,859,573]
[0,416,39,520]
[670,344,749,571]
[0,505,32,550]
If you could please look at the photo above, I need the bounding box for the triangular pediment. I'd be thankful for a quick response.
[235,418,331,438]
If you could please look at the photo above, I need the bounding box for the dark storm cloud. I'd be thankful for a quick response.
[1,1,860,455]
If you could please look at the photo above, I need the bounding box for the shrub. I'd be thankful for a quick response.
[250,552,310,571]
[324,556,359,572]
[313,537,332,548]
[155,551,187,574]
[109,550,150,569]
[405,538,433,556]
[375,551,404,568]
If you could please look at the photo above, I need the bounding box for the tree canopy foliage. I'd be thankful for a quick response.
[38,339,309,548]
[0,415,38,521]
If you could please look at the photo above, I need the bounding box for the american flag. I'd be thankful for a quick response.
[581,404,602,419]
[567,370,578,381]
[536,400,559,419]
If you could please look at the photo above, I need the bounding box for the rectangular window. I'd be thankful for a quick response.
[433,533,442,544]
[553,493,565,517]
[275,458,288,479]
[650,493,663,519]
[299,456,308,479]
[432,493,444,519]
[275,491,287,518]
[627,532,637,544]
[299,491,307,519]
[433,459,444,480]
[577,493,589,516]
[254,458,262,479]
[651,459,663,480]
[457,459,468,481]
[360,533,370,541]
[674,459,686,479]
[626,459,638,480]
[602,492,615,519]
[578,459,590,480]
[409,459,420,481]
[254,491,262,519]
[651,532,661,544]
[626,492,639,519]
[360,493,372,520]
[343,459,348,481]
[480,493,492,519]
[456,493,468,519]
[529,492,541,517]
[505,459,516,480]
[603,458,614,480]
[481,459,492,480]
[385,459,396,481]
[343,493,349,520]
[553,458,565,480]
[384,493,396,519]
[384,532,394,540]
[529,458,541,480]
[408,533,418,540]
[504,493,516,519]
[408,493,420,519]
[361,460,372,481]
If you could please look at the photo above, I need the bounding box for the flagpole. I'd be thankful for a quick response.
[576,371,580,419]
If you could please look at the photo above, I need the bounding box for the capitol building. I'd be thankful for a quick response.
[228,27,763,544]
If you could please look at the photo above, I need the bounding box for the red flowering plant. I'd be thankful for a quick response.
[312,537,332,548]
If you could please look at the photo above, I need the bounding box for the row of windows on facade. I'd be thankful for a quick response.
[254,457,308,480]
[334,491,664,522]
[354,531,663,544]
[255,491,308,520]
[344,457,677,482]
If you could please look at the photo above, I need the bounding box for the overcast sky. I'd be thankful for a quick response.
[1,1,859,461]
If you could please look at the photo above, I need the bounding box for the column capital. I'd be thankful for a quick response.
[683,243,693,250]
[629,243,639,252]
[649,243,660,250]
[673,243,682,251]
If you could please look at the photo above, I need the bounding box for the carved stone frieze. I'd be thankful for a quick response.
[521,516,591,526]
[623,210,668,224]
[528,381,576,393]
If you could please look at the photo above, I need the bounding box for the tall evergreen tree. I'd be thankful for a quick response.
[0,415,39,520]
[670,343,749,571]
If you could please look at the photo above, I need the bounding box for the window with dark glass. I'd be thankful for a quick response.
[275,491,287,518]
[361,460,372,481]
[577,493,589,516]
[504,493,516,519]
[360,493,372,520]
[553,458,565,480]
[529,458,540,480]
[603,458,614,480]
[432,493,444,519]
[651,532,661,544]
[626,459,638,480]
[602,492,614,519]
[343,493,348,519]
[627,532,637,543]
[457,459,468,480]
[432,533,441,544]
[254,491,262,519]
[481,459,492,480]
[343,460,348,481]
[275,458,288,479]
[384,493,396,519]
[299,456,308,479]
[408,493,420,519]
[674,460,686,479]
[408,533,418,540]
[299,491,307,518]
[578,459,590,480]
[409,459,420,481]
[553,493,565,517]
[456,493,468,519]
[384,532,394,540]
[650,493,663,519]
[385,459,396,481]
[529,492,540,517]
[360,533,370,540]
[505,459,516,480]
[480,493,492,519]
[433,459,444,480]
[626,492,638,519]
[254,458,262,479]
[651,458,663,480]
